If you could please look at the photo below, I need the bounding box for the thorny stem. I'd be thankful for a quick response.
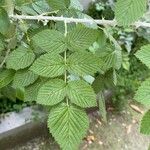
[64,20,69,106]
[9,15,150,28]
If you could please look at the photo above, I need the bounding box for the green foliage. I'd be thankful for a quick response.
[134,78,150,106]
[32,29,67,54]
[37,79,66,106]
[115,0,147,26]
[30,53,65,78]
[0,70,15,88]
[48,103,89,150]
[67,51,102,76]
[0,0,150,149]
[13,70,38,88]
[140,110,150,135]
[6,46,35,70]
[135,44,150,69]
[0,7,10,35]
[66,26,99,51]
[46,0,70,10]
[67,80,96,108]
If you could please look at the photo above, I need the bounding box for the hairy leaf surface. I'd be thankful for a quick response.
[37,79,66,105]
[67,51,102,76]
[134,78,150,106]
[46,0,70,10]
[13,70,38,88]
[135,45,150,69]
[115,0,147,26]
[66,26,99,51]
[48,104,89,150]
[67,80,96,108]
[30,53,65,78]
[24,79,44,102]
[140,110,150,135]
[0,70,15,88]
[6,46,35,70]
[32,29,67,54]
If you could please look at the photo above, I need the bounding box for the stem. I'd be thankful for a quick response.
[0,49,10,68]
[64,20,68,106]
[9,15,150,28]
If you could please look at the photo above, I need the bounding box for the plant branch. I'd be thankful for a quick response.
[0,49,10,68]
[9,14,150,28]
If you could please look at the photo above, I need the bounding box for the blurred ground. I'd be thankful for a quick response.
[11,103,150,150]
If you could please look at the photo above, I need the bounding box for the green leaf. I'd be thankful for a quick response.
[24,79,44,102]
[140,110,150,135]
[115,0,147,26]
[32,29,67,54]
[37,79,66,105]
[13,69,38,88]
[48,104,89,150]
[0,70,15,88]
[67,80,96,108]
[135,45,150,69]
[134,78,150,106]
[6,46,35,70]
[0,7,10,35]
[66,26,99,51]
[0,39,4,52]
[1,86,16,101]
[46,0,70,10]
[30,53,65,78]
[98,92,107,123]
[67,51,102,76]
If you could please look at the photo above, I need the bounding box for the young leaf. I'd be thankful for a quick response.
[24,79,44,102]
[67,51,102,76]
[32,29,67,54]
[0,7,10,35]
[30,53,65,78]
[0,70,15,88]
[37,79,66,105]
[135,44,150,69]
[46,0,70,10]
[134,78,150,106]
[48,103,89,150]
[13,69,38,88]
[6,46,35,70]
[140,110,150,135]
[66,26,99,51]
[115,0,147,26]
[67,80,97,108]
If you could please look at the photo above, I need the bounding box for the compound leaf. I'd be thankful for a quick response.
[37,79,66,105]
[140,110,150,135]
[67,80,96,108]
[30,53,65,78]
[6,46,35,70]
[115,0,147,26]
[48,104,89,150]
